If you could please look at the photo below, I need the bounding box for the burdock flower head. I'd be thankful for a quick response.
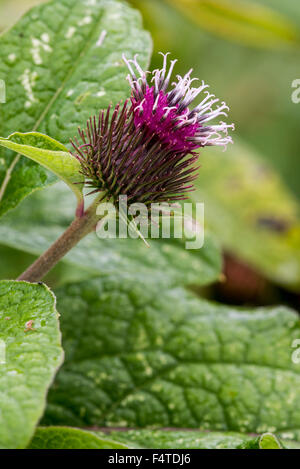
[71,53,234,207]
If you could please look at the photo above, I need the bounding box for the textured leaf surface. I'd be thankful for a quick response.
[43,276,300,434]
[29,426,130,449]
[0,281,63,449]
[0,0,151,217]
[29,426,299,449]
[99,429,251,449]
[0,183,222,287]
[0,132,84,204]
[191,140,300,291]
[99,429,300,449]
[167,0,299,48]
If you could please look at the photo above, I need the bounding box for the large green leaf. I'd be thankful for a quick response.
[0,132,84,206]
[29,427,300,449]
[43,275,300,434]
[0,0,151,217]
[0,280,63,449]
[99,429,300,449]
[191,140,300,291]
[29,426,130,449]
[167,0,299,48]
[0,182,222,287]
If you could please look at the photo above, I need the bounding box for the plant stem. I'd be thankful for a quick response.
[18,197,101,283]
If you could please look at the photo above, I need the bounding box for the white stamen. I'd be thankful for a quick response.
[161,59,177,91]
[122,54,138,80]
[158,52,169,83]
[200,102,229,122]
[196,98,220,117]
[162,106,177,119]
[123,51,234,150]
[153,93,160,111]
[192,91,214,113]
[134,98,145,116]
[132,54,145,77]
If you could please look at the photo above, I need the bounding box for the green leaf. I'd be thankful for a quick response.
[99,429,252,449]
[0,132,84,207]
[0,280,63,449]
[0,182,222,287]
[239,432,284,449]
[28,426,130,449]
[258,433,282,449]
[0,0,151,217]
[28,427,300,449]
[191,140,300,292]
[42,275,300,435]
[98,429,299,449]
[167,0,300,48]
[256,433,283,449]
